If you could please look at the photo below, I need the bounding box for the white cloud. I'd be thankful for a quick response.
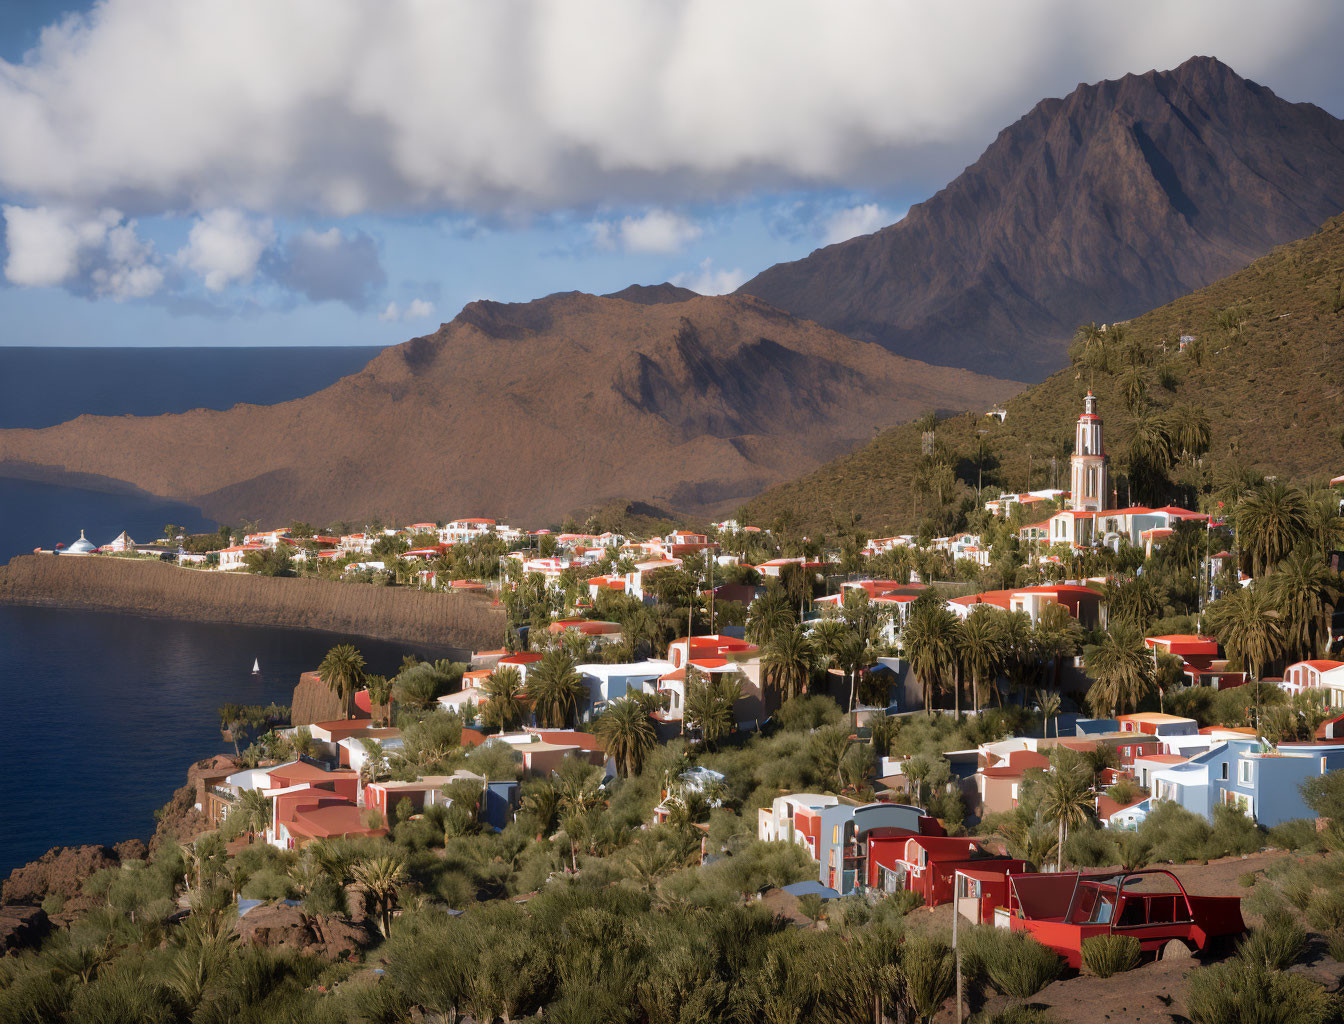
[177,209,275,291]
[672,258,746,296]
[2,205,164,299]
[591,208,703,253]
[0,1,1336,216]
[379,298,435,321]
[821,203,892,244]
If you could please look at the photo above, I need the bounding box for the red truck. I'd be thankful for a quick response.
[998,869,1246,967]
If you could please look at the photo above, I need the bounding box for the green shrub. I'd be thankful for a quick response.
[1268,818,1327,854]
[1063,827,1115,868]
[241,868,297,901]
[1185,960,1333,1024]
[973,1006,1056,1024]
[1239,872,1258,888]
[1237,912,1308,970]
[962,927,1064,998]
[1327,930,1344,964]
[40,893,65,916]
[901,937,955,1023]
[1307,889,1344,934]
[1115,833,1151,871]
[1080,934,1142,977]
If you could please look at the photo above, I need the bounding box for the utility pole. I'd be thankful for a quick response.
[952,873,964,1023]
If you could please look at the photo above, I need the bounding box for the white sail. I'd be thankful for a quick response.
[252,658,260,673]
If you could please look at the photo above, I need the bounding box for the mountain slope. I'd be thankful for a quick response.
[741,213,1344,536]
[603,282,698,305]
[0,293,1017,526]
[738,56,1344,382]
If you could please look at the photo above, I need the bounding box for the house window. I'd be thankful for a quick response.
[1221,762,1229,781]
[1238,760,1253,785]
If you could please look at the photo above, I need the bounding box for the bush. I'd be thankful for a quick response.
[40,893,65,916]
[1115,833,1151,871]
[1063,827,1116,868]
[1080,934,1142,977]
[1327,930,1344,964]
[974,1007,1055,1024]
[1239,872,1258,888]
[961,926,1064,998]
[901,937,955,1023]
[1307,889,1344,934]
[775,695,842,732]
[1185,960,1333,1024]
[1237,912,1308,970]
[1268,818,1328,854]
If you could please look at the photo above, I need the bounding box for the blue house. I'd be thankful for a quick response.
[815,802,930,894]
[1150,739,1344,827]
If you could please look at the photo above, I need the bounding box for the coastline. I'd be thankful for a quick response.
[0,553,504,651]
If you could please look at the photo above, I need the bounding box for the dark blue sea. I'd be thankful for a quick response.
[0,347,456,875]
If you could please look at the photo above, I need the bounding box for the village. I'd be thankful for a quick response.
[12,391,1344,1022]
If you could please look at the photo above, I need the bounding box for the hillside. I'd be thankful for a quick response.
[0,554,502,650]
[741,213,1344,536]
[0,292,1016,526]
[738,56,1344,382]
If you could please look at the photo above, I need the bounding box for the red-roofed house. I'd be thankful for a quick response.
[1146,635,1219,677]
[866,835,1029,905]
[1281,661,1344,705]
[271,788,385,849]
[977,750,1050,814]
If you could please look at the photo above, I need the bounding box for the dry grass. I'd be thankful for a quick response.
[0,554,504,650]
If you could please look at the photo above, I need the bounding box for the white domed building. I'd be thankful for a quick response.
[63,530,98,555]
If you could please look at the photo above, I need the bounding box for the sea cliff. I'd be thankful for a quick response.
[0,554,503,650]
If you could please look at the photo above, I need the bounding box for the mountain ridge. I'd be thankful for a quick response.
[740,212,1344,536]
[738,56,1344,381]
[0,292,1017,526]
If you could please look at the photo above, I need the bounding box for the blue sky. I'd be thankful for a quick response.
[2,1,1342,348]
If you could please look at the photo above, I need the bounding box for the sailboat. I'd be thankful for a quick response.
[251,658,261,675]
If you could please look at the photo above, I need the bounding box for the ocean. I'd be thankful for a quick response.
[0,346,449,875]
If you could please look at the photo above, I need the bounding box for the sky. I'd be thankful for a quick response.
[1,1,1342,349]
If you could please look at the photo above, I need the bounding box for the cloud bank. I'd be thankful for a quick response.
[1,0,1339,218]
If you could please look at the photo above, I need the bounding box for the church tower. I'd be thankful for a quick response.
[1069,391,1108,512]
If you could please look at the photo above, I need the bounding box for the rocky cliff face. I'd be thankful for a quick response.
[738,56,1344,381]
[0,293,1016,525]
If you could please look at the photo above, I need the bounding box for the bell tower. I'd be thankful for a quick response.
[1069,391,1108,512]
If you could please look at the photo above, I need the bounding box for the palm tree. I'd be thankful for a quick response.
[317,644,366,719]
[684,673,741,749]
[1209,585,1286,695]
[746,587,795,645]
[364,674,393,726]
[1033,601,1084,689]
[1126,412,1176,506]
[1083,621,1152,717]
[810,617,850,673]
[1267,547,1341,662]
[1119,367,1148,413]
[957,607,1005,712]
[1039,749,1094,872]
[594,696,657,777]
[1237,482,1311,578]
[902,602,957,714]
[761,623,817,701]
[481,665,529,731]
[234,788,271,840]
[834,630,871,712]
[527,650,588,728]
[1034,690,1062,739]
[350,855,408,938]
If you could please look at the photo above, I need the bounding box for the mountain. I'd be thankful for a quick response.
[740,212,1344,536]
[738,56,1344,382]
[603,282,698,305]
[0,293,1017,526]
